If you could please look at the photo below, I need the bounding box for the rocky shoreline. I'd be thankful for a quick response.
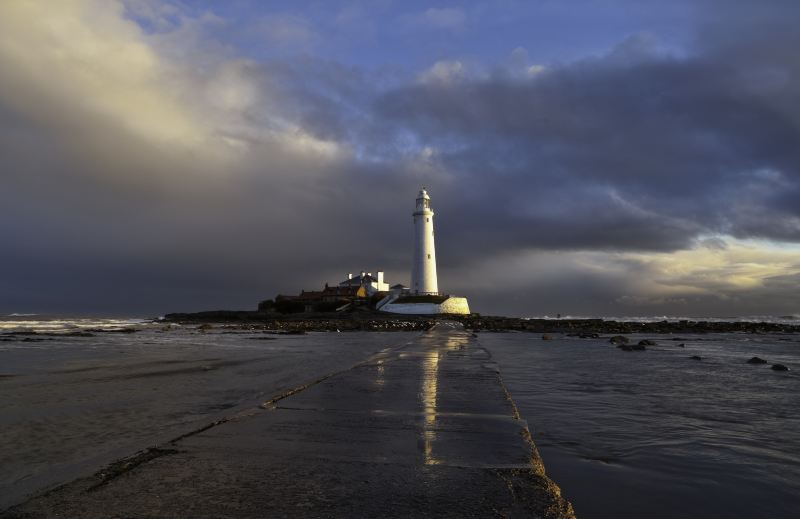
[455,316,800,334]
[162,311,436,332]
[162,311,800,334]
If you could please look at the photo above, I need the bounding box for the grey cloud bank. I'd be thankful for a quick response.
[1,0,799,317]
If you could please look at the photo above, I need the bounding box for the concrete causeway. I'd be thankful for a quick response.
[4,322,575,518]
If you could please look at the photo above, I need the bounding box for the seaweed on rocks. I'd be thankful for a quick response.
[161,311,437,332]
[162,311,800,335]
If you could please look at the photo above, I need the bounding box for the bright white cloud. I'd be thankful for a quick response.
[0,0,342,172]
[527,64,546,76]
[506,47,547,78]
[624,237,800,294]
[418,60,465,84]
[446,236,800,314]
[0,0,211,149]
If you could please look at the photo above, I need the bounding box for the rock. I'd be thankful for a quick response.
[771,364,789,371]
[618,344,633,351]
[609,335,629,345]
[678,343,685,348]
[542,334,553,340]
[630,343,646,351]
[690,355,702,360]
[746,357,768,364]
[638,339,656,346]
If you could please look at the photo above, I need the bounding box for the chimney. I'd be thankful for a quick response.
[377,271,384,285]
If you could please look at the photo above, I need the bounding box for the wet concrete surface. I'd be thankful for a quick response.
[3,322,574,518]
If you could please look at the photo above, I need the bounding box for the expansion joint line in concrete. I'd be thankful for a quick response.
[86,447,181,492]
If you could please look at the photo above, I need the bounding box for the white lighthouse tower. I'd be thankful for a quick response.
[411,188,439,295]
[380,187,470,314]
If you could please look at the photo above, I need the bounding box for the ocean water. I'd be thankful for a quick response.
[482,332,800,519]
[0,317,418,509]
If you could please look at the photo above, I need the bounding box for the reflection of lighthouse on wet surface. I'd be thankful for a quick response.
[411,188,439,295]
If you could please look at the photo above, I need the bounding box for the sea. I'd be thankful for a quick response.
[486,329,800,519]
[1,314,798,517]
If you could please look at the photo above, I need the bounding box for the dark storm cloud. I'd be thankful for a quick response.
[1,0,799,316]
[370,30,800,255]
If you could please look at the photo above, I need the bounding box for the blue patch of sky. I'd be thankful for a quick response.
[126,0,698,74]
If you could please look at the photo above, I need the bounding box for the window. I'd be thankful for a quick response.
[427,254,431,259]
[426,218,429,222]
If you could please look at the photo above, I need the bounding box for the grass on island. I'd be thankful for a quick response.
[392,295,449,304]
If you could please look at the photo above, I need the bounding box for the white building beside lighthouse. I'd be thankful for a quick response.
[411,188,438,295]
[380,188,471,315]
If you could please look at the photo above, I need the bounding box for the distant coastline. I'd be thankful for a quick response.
[162,310,800,334]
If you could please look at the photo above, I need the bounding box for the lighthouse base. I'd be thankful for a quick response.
[380,296,470,315]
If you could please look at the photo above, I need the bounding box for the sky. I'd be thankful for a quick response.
[1,0,799,318]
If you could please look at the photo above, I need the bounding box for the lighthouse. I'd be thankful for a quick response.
[380,187,470,314]
[411,188,439,295]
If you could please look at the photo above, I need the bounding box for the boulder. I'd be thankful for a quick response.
[746,357,768,364]
[630,343,646,351]
[618,344,633,351]
[771,364,789,371]
[690,355,702,360]
[638,339,656,346]
[609,335,629,345]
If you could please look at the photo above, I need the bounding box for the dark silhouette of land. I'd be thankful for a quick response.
[163,310,800,334]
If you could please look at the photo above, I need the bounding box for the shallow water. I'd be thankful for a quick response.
[0,322,418,509]
[482,332,800,519]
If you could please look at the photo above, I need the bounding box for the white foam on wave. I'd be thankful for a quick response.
[0,316,150,333]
